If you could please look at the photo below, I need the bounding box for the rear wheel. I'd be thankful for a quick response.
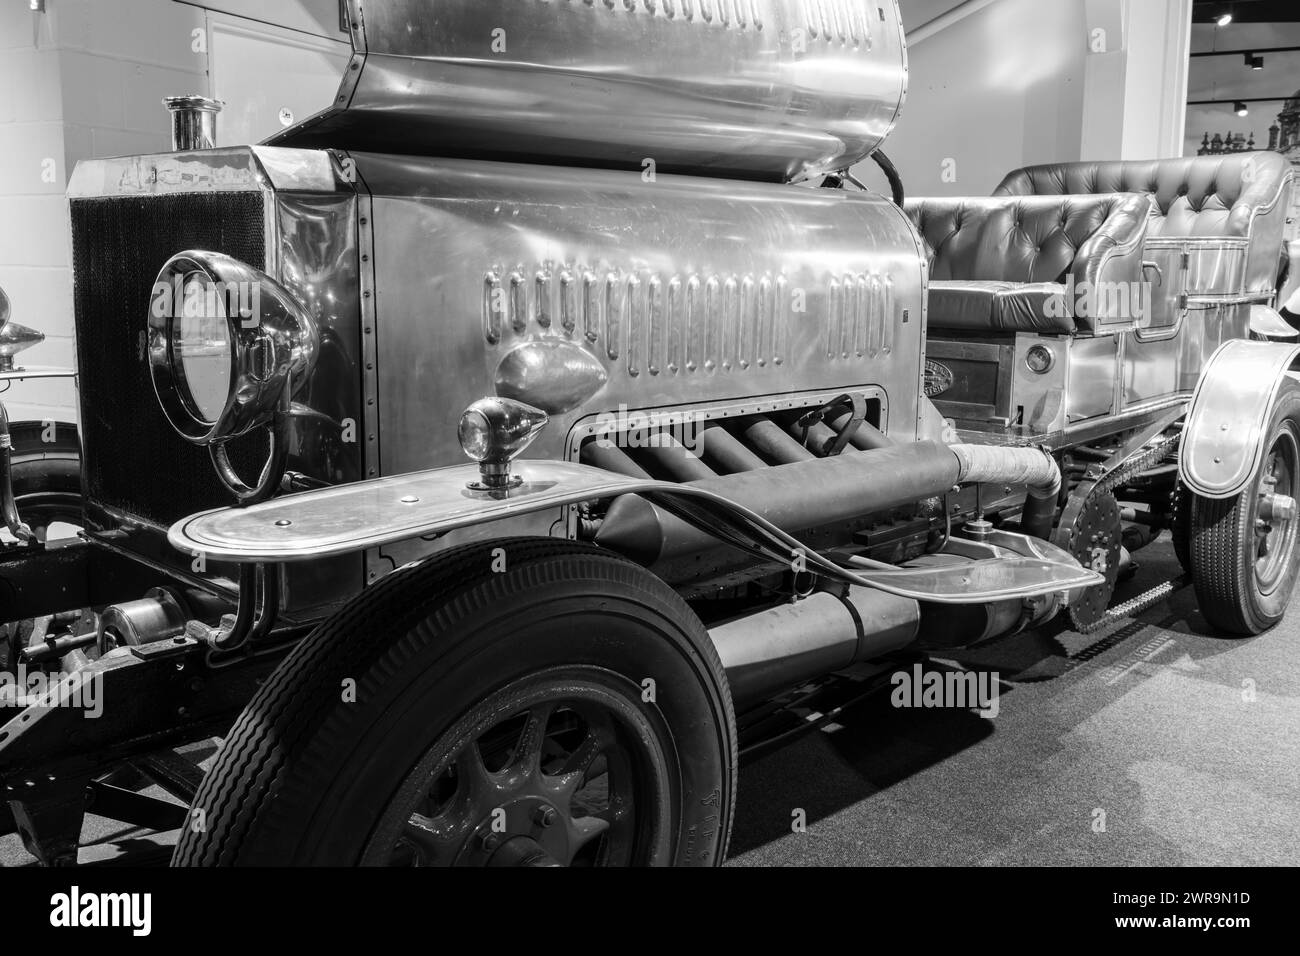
[173,537,737,866]
[1190,384,1300,634]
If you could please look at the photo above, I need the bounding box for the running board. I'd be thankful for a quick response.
[168,460,1102,604]
[851,557,1100,604]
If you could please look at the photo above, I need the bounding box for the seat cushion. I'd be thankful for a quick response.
[928,280,1073,334]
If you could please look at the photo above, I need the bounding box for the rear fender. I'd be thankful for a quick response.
[1180,339,1300,500]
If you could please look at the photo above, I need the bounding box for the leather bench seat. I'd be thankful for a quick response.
[994,152,1294,298]
[906,193,1152,334]
[927,279,1073,334]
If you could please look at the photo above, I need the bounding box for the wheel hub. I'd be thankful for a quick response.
[1251,440,1298,593]
[457,789,602,867]
[385,685,660,868]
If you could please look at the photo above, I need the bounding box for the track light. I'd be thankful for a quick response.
[1245,53,1264,70]
[1234,100,1249,117]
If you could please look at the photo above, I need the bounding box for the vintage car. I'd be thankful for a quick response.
[1,0,1297,867]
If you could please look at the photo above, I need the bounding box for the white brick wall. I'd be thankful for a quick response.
[0,1,71,425]
[1,0,345,426]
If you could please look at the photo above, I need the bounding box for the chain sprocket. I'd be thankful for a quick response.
[1052,431,1183,631]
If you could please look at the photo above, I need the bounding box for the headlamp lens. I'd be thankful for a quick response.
[458,409,493,462]
[171,271,233,424]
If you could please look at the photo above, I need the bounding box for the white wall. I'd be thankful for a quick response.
[0,0,348,426]
[208,12,349,146]
[856,0,1089,197]
[1081,0,1191,160]
[0,2,75,427]
[854,0,1192,197]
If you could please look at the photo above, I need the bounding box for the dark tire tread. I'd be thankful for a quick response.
[174,537,736,866]
[1189,493,1257,634]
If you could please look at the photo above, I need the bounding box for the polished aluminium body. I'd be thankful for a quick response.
[910,153,1296,444]
[64,146,927,603]
[907,191,1156,438]
[65,147,365,618]
[1181,338,1300,499]
[272,0,907,182]
[993,153,1297,415]
[356,152,927,573]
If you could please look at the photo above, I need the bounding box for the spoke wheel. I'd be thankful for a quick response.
[379,676,671,867]
[173,538,736,867]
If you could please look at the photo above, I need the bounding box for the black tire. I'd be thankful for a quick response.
[7,420,81,538]
[173,537,737,866]
[1190,381,1300,634]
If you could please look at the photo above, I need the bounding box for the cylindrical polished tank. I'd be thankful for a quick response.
[272,0,908,182]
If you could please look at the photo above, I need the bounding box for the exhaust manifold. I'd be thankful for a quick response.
[948,444,1062,539]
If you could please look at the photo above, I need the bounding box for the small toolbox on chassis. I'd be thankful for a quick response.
[1,1,1298,867]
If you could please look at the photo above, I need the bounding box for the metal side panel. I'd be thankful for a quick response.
[353,154,927,480]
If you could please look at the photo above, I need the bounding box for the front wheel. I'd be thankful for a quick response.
[5,420,81,543]
[1189,382,1300,634]
[173,538,737,866]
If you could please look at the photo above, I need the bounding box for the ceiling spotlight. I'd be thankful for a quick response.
[1234,100,1249,117]
[1215,8,1233,27]
[1245,53,1264,69]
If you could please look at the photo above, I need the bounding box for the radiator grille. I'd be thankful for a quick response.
[71,192,270,527]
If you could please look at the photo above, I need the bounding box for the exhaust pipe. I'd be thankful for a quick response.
[708,587,919,704]
[949,444,1061,538]
[595,440,962,566]
[594,439,1064,567]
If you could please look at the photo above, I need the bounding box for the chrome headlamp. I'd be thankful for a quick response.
[148,251,318,445]
[458,397,548,490]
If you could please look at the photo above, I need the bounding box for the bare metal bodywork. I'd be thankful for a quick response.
[67,145,928,602]
[1181,339,1300,498]
[274,0,908,182]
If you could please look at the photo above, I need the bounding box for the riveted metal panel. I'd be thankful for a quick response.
[1181,338,1300,499]
[351,153,926,482]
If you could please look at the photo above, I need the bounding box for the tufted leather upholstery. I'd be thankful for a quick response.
[994,152,1294,294]
[905,193,1152,334]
